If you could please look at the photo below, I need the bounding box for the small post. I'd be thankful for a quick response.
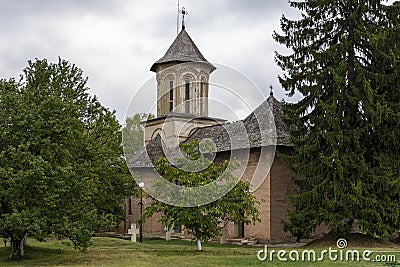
[165,227,171,241]
[138,182,145,243]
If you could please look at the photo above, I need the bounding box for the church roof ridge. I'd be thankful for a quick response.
[150,28,216,72]
[129,94,291,168]
[185,95,291,152]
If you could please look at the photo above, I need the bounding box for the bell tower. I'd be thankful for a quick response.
[150,28,215,117]
[144,20,224,146]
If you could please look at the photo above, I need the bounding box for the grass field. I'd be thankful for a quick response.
[0,236,399,267]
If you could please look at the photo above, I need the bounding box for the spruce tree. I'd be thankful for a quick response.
[274,0,399,239]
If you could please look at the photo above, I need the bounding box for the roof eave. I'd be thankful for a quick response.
[150,60,216,73]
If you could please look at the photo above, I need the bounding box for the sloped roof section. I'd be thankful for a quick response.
[128,95,291,168]
[186,121,248,152]
[127,134,166,168]
[150,29,216,72]
[265,95,291,146]
[243,95,291,147]
[186,95,291,152]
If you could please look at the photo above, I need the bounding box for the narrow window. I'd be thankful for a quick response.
[169,80,174,112]
[185,80,190,113]
[200,82,204,115]
[128,196,132,216]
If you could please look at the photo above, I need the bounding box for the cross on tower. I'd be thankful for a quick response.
[269,84,274,96]
[181,7,188,30]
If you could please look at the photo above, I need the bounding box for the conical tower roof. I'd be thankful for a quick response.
[150,28,216,72]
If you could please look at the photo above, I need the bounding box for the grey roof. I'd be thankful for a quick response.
[186,95,291,152]
[265,94,291,146]
[150,28,216,72]
[127,134,166,168]
[128,95,291,168]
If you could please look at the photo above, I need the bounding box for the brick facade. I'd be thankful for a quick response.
[121,146,328,243]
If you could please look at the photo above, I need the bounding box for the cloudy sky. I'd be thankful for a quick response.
[0,0,394,122]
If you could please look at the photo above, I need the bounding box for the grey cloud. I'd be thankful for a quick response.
[0,0,295,121]
[0,0,127,19]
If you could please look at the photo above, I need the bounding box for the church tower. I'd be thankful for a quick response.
[150,27,215,117]
[144,23,224,146]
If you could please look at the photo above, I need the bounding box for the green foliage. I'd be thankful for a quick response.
[122,113,154,198]
[142,140,260,247]
[0,58,134,258]
[0,237,399,267]
[122,113,154,158]
[274,0,400,239]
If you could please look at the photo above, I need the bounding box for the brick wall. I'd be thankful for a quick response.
[269,147,297,242]
[120,168,164,236]
[124,146,325,243]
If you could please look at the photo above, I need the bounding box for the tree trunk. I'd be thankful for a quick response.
[196,239,202,251]
[9,233,27,260]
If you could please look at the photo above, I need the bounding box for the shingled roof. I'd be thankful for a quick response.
[150,28,216,72]
[266,94,291,146]
[127,134,166,168]
[186,94,291,152]
[128,95,291,168]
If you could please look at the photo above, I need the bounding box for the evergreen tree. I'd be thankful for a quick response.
[274,0,400,239]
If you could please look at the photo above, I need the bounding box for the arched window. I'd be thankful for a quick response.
[169,80,174,112]
[200,79,204,115]
[185,80,190,113]
[128,196,132,216]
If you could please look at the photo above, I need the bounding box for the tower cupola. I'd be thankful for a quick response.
[144,22,224,146]
[151,28,216,117]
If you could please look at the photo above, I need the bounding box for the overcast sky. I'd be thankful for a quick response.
[0,0,395,122]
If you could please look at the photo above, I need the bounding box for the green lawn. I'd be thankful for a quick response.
[0,237,399,267]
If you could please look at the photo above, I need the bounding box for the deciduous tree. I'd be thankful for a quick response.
[122,113,154,158]
[142,141,260,251]
[0,58,133,259]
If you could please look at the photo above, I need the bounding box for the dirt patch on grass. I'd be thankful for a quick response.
[305,233,400,249]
